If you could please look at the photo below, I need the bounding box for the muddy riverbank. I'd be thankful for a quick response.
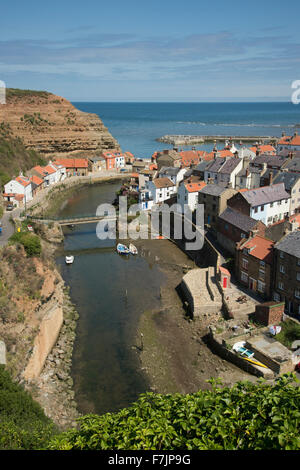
[134,238,259,394]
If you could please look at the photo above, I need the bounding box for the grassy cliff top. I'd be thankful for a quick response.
[6,88,51,100]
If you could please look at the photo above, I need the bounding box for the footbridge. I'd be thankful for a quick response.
[27,213,118,226]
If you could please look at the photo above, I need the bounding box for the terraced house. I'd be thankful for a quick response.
[273,230,300,318]
[227,183,291,226]
[235,235,274,299]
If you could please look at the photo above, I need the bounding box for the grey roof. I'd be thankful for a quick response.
[194,160,211,172]
[251,154,287,169]
[218,157,242,174]
[219,207,261,232]
[241,183,290,206]
[275,230,300,258]
[89,156,105,162]
[260,169,279,180]
[272,171,300,191]
[284,158,300,172]
[159,166,181,176]
[199,183,228,197]
[206,157,226,173]
[277,149,300,158]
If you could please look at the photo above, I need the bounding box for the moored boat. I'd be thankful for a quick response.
[117,243,130,255]
[65,255,74,264]
[129,243,138,255]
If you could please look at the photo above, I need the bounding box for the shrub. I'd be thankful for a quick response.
[0,366,57,449]
[48,375,300,450]
[9,232,41,257]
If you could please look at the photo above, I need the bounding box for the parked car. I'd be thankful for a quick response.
[6,204,13,211]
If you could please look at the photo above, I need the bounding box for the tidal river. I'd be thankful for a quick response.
[55,182,166,415]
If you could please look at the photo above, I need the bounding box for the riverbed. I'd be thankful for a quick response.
[55,181,256,416]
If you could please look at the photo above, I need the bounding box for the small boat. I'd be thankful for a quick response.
[232,341,254,359]
[67,224,75,230]
[129,243,138,255]
[117,243,130,255]
[65,255,74,264]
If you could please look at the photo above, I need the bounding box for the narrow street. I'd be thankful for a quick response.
[0,208,20,247]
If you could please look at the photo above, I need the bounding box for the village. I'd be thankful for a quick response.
[1,132,300,381]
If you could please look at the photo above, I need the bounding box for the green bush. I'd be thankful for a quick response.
[0,366,57,449]
[48,375,300,450]
[9,232,41,257]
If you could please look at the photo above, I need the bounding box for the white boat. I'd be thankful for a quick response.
[65,255,74,264]
[117,243,130,255]
[129,243,138,255]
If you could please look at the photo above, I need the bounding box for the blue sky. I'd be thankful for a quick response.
[1,0,300,101]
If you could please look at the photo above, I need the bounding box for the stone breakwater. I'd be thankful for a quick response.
[156,135,277,145]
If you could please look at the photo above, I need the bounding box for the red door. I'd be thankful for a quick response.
[223,277,227,288]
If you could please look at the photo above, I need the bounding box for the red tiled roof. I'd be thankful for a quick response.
[43,165,56,175]
[249,144,276,154]
[242,235,274,263]
[30,175,44,186]
[32,166,47,177]
[184,181,206,193]
[15,194,24,201]
[15,176,31,187]
[278,134,300,146]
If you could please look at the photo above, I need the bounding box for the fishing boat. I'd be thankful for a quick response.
[65,255,74,264]
[232,341,254,359]
[117,243,130,255]
[129,243,138,255]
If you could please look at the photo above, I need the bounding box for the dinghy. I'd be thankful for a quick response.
[117,243,130,255]
[129,243,138,255]
[65,255,74,264]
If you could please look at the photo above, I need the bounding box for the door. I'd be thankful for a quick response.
[223,277,227,288]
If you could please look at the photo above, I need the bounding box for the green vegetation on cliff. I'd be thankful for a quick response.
[48,375,300,451]
[0,366,57,450]
[6,88,50,100]
[0,123,46,188]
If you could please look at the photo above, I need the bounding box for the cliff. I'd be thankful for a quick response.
[0,88,120,158]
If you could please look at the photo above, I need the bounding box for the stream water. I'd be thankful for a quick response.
[55,182,166,415]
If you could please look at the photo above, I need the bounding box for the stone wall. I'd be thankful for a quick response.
[23,304,63,380]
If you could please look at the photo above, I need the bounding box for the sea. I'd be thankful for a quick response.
[73,101,300,158]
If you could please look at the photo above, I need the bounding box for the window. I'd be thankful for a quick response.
[295,290,300,299]
[254,207,258,213]
[273,292,280,302]
[261,205,264,211]
[259,269,265,280]
[280,265,285,274]
[241,271,248,282]
[297,259,300,266]
[242,258,248,270]
[260,261,265,267]
[278,282,284,290]
[270,202,273,208]
[297,272,300,281]
[280,252,284,259]
[258,281,265,293]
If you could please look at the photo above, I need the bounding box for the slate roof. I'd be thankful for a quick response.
[251,154,286,169]
[206,157,226,173]
[218,207,261,232]
[198,183,229,197]
[159,166,181,176]
[218,157,242,174]
[240,183,290,206]
[283,158,300,173]
[194,161,211,172]
[275,230,300,258]
[272,171,300,191]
